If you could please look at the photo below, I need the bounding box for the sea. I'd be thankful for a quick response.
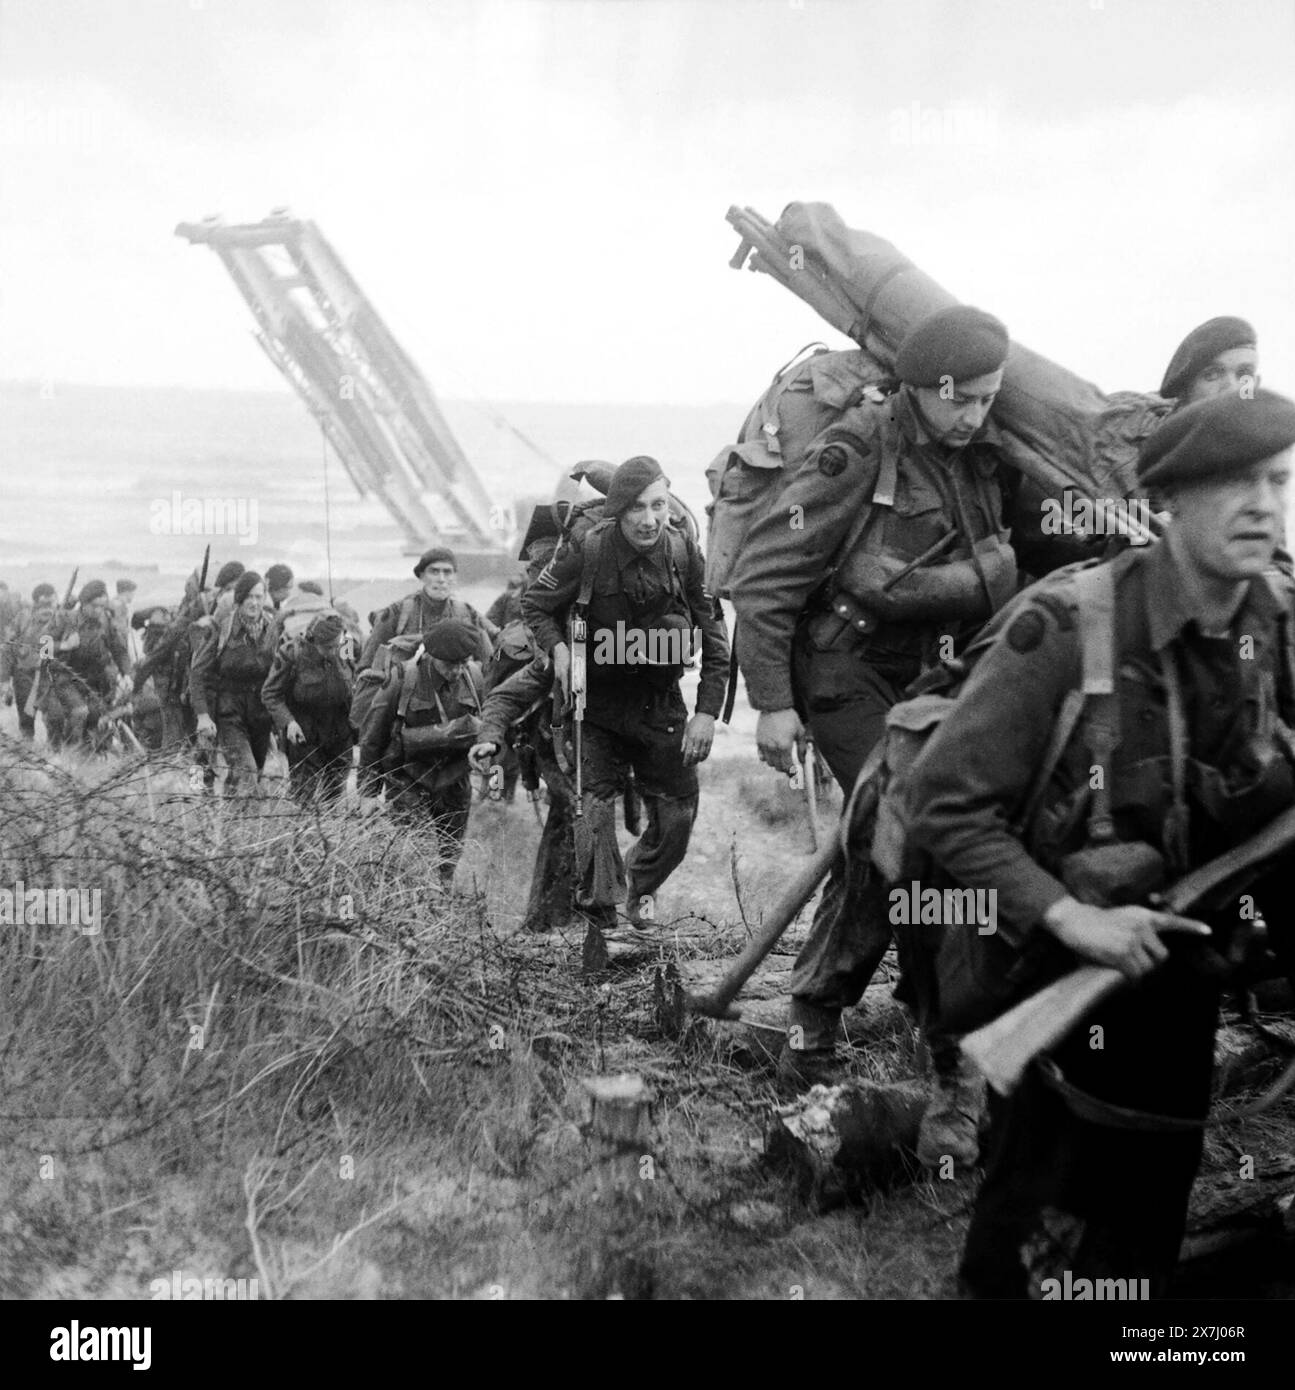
[0,381,745,615]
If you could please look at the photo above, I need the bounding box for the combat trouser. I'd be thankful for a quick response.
[45,671,104,750]
[214,687,273,794]
[519,740,576,932]
[11,669,36,739]
[286,715,353,806]
[577,685,698,925]
[385,765,473,889]
[785,640,910,1052]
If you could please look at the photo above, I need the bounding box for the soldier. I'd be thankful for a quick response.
[207,560,247,623]
[1160,316,1258,407]
[130,570,216,756]
[486,573,527,629]
[190,571,279,795]
[357,618,486,890]
[264,563,295,612]
[3,583,56,741]
[109,579,137,667]
[522,455,730,968]
[731,305,1024,1163]
[358,547,496,673]
[905,388,1295,1298]
[127,608,172,751]
[261,610,356,805]
[44,580,130,749]
[470,653,575,933]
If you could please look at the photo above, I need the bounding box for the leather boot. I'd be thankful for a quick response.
[916,1055,986,1170]
[775,999,843,1093]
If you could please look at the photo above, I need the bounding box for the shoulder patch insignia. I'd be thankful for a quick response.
[533,565,559,590]
[1006,610,1047,654]
[818,444,849,478]
[1032,590,1077,633]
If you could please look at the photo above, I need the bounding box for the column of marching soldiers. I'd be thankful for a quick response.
[3,308,1294,1300]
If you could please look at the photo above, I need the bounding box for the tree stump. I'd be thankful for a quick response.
[573,1073,658,1299]
[766,1079,929,1210]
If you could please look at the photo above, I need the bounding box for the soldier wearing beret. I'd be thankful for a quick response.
[43,579,130,749]
[358,618,487,889]
[731,305,1046,1164]
[262,610,357,805]
[358,547,497,674]
[3,583,56,741]
[264,563,295,612]
[1160,316,1258,407]
[905,388,1295,1297]
[190,571,280,794]
[522,455,730,968]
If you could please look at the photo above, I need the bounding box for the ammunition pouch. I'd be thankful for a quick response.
[838,536,1017,624]
[1059,839,1166,907]
[384,714,482,772]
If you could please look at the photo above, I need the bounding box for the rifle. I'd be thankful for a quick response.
[198,543,211,594]
[23,566,78,720]
[569,612,588,856]
[962,803,1295,1096]
[800,734,820,854]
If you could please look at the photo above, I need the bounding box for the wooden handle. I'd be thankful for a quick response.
[688,834,840,1019]
[961,965,1123,1096]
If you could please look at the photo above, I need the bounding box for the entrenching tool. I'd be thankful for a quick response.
[963,803,1295,1096]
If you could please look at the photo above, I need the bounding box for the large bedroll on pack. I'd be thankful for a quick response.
[726,202,1168,507]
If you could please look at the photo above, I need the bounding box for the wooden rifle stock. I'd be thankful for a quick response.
[962,804,1295,1095]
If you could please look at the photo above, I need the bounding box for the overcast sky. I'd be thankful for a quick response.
[2,0,1292,405]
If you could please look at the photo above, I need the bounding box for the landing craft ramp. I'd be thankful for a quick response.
[176,212,524,568]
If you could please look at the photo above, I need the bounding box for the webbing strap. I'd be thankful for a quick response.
[1158,647,1192,872]
[1073,565,1118,843]
[395,647,424,722]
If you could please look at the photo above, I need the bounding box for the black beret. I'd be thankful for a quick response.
[233,570,263,605]
[422,618,481,662]
[1159,317,1256,400]
[298,580,325,595]
[265,563,294,590]
[214,560,245,590]
[894,305,1009,387]
[604,455,667,518]
[32,583,56,603]
[414,547,457,578]
[78,580,108,606]
[1138,388,1295,490]
[115,578,137,593]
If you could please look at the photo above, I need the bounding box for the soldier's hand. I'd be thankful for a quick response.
[681,713,715,767]
[552,642,571,701]
[1042,896,1211,981]
[285,720,306,745]
[756,708,805,776]
[469,741,499,773]
[59,630,81,652]
[195,713,217,739]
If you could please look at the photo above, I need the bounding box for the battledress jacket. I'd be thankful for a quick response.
[904,539,1295,947]
[521,522,730,722]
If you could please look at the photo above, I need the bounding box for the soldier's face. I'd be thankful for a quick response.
[431,656,469,681]
[87,595,109,615]
[912,368,1004,447]
[421,563,456,600]
[619,479,670,550]
[1182,347,1260,405]
[240,583,266,618]
[1168,450,1291,581]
